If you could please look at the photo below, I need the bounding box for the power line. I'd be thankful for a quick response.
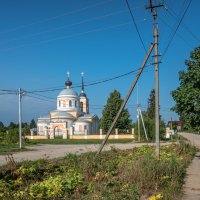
[0,9,147,45]
[159,16,193,48]
[25,94,55,103]
[25,92,56,101]
[166,5,200,43]
[162,0,193,58]
[0,66,153,95]
[0,64,152,102]
[0,92,17,95]
[0,0,114,34]
[0,21,134,51]
[0,89,17,93]
[0,66,154,98]
[125,0,147,53]
[26,64,153,93]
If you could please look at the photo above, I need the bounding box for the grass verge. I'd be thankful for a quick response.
[0,140,196,200]
[26,138,134,145]
[0,144,29,155]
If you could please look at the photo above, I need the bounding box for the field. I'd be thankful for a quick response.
[0,140,196,200]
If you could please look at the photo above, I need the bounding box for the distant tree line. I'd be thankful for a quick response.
[0,119,36,144]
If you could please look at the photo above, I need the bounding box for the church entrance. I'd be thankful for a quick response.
[54,127,63,138]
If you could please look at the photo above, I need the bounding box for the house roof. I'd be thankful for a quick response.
[51,111,74,119]
[38,115,50,119]
[79,114,98,119]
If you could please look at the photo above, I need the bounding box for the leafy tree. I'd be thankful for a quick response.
[22,122,30,135]
[132,89,166,141]
[8,122,18,129]
[147,89,155,119]
[0,121,5,132]
[100,90,131,133]
[6,128,19,144]
[171,46,200,132]
[30,119,36,129]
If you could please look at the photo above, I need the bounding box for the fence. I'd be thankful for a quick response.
[26,128,135,140]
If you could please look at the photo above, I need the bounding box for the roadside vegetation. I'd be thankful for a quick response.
[0,120,35,155]
[0,141,196,200]
[26,138,134,145]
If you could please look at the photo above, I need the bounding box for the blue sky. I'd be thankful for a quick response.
[0,0,199,125]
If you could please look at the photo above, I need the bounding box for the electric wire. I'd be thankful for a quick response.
[159,16,192,48]
[0,66,153,96]
[26,64,153,93]
[0,0,114,34]
[25,94,56,103]
[166,5,200,42]
[125,0,147,53]
[0,21,133,51]
[0,92,17,95]
[162,0,193,58]
[24,92,56,101]
[0,9,147,45]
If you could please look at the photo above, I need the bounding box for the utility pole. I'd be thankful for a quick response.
[146,0,164,157]
[136,84,140,142]
[18,88,22,149]
[96,43,155,156]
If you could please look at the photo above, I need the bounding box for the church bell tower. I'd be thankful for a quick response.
[79,72,89,114]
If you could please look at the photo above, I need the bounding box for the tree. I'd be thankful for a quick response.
[147,89,155,119]
[132,89,166,141]
[6,128,19,144]
[8,122,17,129]
[0,121,5,132]
[100,90,131,133]
[30,119,36,129]
[171,46,200,132]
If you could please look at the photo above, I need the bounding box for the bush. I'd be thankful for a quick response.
[5,128,19,144]
[29,170,83,199]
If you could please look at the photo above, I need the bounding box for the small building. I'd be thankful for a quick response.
[37,74,99,138]
[167,120,182,131]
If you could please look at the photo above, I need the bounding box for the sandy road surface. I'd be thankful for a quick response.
[0,142,171,166]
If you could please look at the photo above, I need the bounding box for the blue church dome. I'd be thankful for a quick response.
[58,88,78,97]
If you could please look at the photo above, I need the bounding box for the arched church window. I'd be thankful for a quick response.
[69,100,72,107]
[59,100,61,107]
[75,101,77,107]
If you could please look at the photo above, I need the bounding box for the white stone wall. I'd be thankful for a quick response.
[73,121,91,135]
[57,97,80,112]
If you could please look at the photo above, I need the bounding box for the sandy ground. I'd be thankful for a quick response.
[179,132,200,200]
[0,142,171,166]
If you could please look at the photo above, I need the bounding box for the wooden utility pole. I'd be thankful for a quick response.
[96,43,155,156]
[146,0,164,157]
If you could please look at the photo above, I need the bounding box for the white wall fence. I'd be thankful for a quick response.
[27,128,135,140]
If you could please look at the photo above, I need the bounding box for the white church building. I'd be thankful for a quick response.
[37,74,99,138]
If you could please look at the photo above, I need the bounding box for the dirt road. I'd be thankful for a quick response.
[0,142,170,166]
